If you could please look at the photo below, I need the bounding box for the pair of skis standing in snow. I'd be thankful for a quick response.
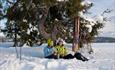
[44,38,89,61]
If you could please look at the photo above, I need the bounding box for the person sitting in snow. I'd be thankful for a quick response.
[55,38,89,61]
[44,39,57,59]
[55,39,74,59]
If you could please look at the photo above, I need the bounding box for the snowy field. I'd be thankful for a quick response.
[0,42,115,70]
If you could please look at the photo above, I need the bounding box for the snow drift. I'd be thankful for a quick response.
[0,42,115,70]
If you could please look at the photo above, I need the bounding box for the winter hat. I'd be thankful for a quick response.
[58,38,66,45]
[47,39,53,46]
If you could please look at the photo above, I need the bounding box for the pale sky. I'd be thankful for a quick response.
[89,0,115,38]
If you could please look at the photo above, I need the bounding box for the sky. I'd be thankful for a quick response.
[0,0,115,37]
[0,18,7,29]
[90,0,115,16]
[89,0,115,38]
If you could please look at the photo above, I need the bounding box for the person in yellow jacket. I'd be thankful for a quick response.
[55,39,89,61]
[55,39,74,59]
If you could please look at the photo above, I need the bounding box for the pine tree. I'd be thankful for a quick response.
[5,0,107,53]
[5,0,58,46]
[0,1,4,19]
[0,3,3,19]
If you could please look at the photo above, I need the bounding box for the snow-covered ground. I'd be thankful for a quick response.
[0,42,115,70]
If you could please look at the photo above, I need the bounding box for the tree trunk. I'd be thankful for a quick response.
[38,9,51,39]
[14,22,19,58]
[72,16,80,52]
[38,8,60,41]
[51,25,59,41]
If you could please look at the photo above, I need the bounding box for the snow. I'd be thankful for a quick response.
[78,11,83,16]
[0,42,115,70]
[85,24,92,33]
[27,29,31,35]
[33,26,38,31]
[0,32,5,37]
[94,15,104,23]
[80,15,95,33]
[29,24,32,28]
[81,0,92,7]
[57,0,64,2]
[0,18,7,29]
[57,0,68,2]
[23,19,27,23]
[7,0,15,3]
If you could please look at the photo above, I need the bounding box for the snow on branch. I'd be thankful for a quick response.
[81,0,92,7]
